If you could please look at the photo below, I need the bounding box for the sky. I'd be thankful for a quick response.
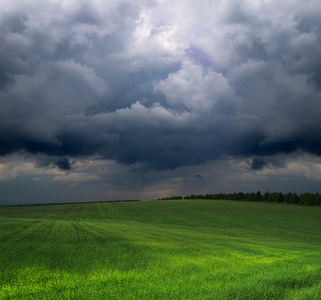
[1,0,321,205]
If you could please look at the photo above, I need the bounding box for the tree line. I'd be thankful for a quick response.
[158,191,321,206]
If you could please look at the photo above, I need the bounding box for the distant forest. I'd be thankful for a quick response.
[159,191,321,206]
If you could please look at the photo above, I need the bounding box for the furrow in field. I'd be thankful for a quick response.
[0,220,41,243]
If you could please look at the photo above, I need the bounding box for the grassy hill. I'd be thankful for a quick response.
[1,200,321,299]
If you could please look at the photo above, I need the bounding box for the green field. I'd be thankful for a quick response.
[1,200,321,299]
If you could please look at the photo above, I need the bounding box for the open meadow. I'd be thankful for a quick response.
[1,199,321,299]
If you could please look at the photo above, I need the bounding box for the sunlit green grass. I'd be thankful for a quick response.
[1,200,321,299]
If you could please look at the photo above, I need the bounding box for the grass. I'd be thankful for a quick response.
[0,199,321,299]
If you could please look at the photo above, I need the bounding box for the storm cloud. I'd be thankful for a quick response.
[251,158,267,170]
[1,0,321,204]
[54,158,71,171]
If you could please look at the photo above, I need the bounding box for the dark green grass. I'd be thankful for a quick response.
[1,200,321,299]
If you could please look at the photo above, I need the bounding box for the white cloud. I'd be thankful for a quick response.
[0,154,60,181]
[156,60,235,113]
[55,59,108,96]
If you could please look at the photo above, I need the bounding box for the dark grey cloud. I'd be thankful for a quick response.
[54,158,71,171]
[251,158,267,170]
[1,0,321,174]
[0,73,15,91]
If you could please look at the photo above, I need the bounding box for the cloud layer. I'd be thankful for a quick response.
[1,0,321,203]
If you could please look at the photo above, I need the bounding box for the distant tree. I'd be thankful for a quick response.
[226,193,235,200]
[167,191,320,206]
[299,193,318,206]
[300,193,313,205]
[276,192,284,203]
[289,193,299,204]
[246,193,256,201]
[255,191,262,202]
[284,192,292,203]
[315,193,321,206]
[235,192,245,201]
[262,191,269,202]
[268,192,278,202]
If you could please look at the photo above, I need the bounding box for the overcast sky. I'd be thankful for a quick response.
[1,0,321,205]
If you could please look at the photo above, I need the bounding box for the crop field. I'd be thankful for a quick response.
[1,199,321,299]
